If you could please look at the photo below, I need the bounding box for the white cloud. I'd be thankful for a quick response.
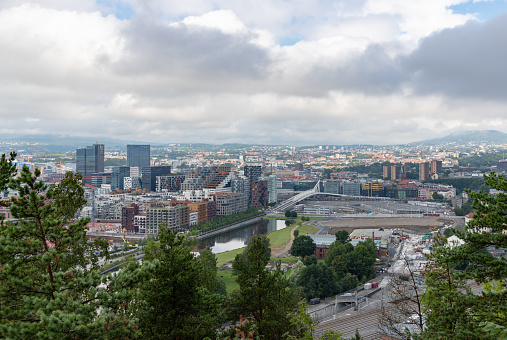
[0,1,506,145]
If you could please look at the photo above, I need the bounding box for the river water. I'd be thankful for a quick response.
[197,219,287,254]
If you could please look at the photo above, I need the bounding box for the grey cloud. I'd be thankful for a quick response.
[317,44,406,95]
[108,17,271,87]
[403,13,507,100]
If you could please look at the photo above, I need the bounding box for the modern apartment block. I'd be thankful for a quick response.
[211,192,247,216]
[259,175,277,204]
[419,162,430,181]
[180,166,232,192]
[231,176,251,196]
[145,205,189,234]
[382,165,391,180]
[156,175,186,192]
[251,181,268,209]
[430,160,442,174]
[244,165,262,182]
[127,145,150,168]
[391,165,400,181]
[121,203,139,232]
[76,143,104,177]
[134,215,146,234]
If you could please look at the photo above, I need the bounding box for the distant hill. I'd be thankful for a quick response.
[0,134,155,153]
[412,130,507,145]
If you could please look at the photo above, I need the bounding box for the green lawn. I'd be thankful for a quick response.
[215,247,246,265]
[217,270,239,293]
[267,223,299,247]
[297,224,319,235]
[307,216,326,220]
[270,257,299,263]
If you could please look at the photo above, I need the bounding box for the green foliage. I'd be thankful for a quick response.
[0,152,16,224]
[289,260,306,284]
[339,273,359,292]
[480,321,507,339]
[232,235,299,339]
[294,229,300,238]
[350,329,363,340]
[135,226,225,339]
[424,178,488,195]
[303,255,318,266]
[291,235,317,258]
[334,230,350,244]
[443,228,457,237]
[458,153,504,168]
[297,263,337,299]
[326,239,376,286]
[0,152,16,192]
[432,191,444,200]
[104,158,126,166]
[454,201,473,216]
[421,172,507,339]
[283,300,316,340]
[0,165,140,339]
[285,211,298,218]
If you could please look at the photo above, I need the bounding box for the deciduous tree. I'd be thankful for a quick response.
[291,235,317,259]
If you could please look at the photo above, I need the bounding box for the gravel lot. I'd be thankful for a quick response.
[323,217,457,235]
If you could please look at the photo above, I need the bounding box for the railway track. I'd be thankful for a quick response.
[316,309,382,338]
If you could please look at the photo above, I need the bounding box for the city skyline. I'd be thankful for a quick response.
[1,1,507,145]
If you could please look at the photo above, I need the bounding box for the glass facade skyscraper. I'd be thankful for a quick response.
[127,145,150,168]
[76,144,104,177]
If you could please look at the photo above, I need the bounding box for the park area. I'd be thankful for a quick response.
[216,218,320,292]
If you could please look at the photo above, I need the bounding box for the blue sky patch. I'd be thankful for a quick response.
[279,36,301,46]
[450,0,507,21]
[96,0,135,20]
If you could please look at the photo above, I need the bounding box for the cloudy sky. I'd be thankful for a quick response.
[1,0,507,145]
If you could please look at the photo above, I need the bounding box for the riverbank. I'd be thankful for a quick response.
[195,215,265,240]
[215,219,319,266]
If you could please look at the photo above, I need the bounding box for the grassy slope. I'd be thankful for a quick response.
[267,223,299,247]
[217,270,239,292]
[297,224,319,235]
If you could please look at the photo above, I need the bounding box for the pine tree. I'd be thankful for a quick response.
[232,235,299,339]
[0,164,140,338]
[135,226,225,339]
[421,172,507,339]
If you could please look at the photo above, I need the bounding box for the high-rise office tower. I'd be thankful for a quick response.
[76,144,104,177]
[127,145,150,168]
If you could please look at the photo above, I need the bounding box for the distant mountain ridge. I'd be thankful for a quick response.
[412,130,507,145]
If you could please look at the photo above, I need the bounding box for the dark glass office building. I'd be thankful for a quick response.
[76,144,104,177]
[141,166,171,191]
[127,145,150,168]
[112,166,131,190]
